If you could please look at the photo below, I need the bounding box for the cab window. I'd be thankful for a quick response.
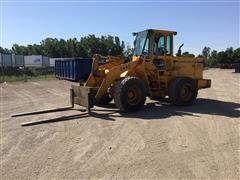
[133,31,150,56]
[154,35,165,56]
[166,35,172,56]
[143,37,150,56]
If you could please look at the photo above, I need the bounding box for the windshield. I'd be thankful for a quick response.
[133,31,149,56]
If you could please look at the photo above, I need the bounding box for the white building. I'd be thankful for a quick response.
[24,55,49,67]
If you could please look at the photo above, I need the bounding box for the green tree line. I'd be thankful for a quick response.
[201,47,240,67]
[181,47,240,67]
[0,35,129,58]
[0,35,239,67]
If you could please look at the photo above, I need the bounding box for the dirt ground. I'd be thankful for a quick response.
[1,69,239,179]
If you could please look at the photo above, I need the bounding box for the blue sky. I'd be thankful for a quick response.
[0,0,239,55]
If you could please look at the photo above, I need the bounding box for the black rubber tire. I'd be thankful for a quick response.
[113,77,147,112]
[169,77,197,106]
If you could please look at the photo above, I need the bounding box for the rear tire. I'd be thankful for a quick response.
[113,77,147,112]
[169,77,197,106]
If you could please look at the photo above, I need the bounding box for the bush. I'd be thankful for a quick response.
[0,67,54,77]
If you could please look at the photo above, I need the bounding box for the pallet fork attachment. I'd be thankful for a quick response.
[11,85,98,126]
[70,85,98,112]
[11,86,97,126]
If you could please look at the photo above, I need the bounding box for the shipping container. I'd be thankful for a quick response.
[235,63,240,73]
[11,54,15,67]
[24,55,49,67]
[55,58,92,81]
[0,53,12,67]
[42,56,49,67]
[12,54,24,67]
[49,58,56,67]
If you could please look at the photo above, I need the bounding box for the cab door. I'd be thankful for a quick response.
[152,32,173,71]
[165,34,174,69]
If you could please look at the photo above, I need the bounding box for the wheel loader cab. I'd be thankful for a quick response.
[132,29,176,69]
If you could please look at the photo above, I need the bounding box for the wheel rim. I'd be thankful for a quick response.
[180,84,192,101]
[127,85,140,106]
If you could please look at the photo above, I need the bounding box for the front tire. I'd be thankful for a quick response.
[113,77,147,112]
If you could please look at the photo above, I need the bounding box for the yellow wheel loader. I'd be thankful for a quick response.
[71,29,211,112]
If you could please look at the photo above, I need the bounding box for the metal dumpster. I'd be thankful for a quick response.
[55,58,92,81]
